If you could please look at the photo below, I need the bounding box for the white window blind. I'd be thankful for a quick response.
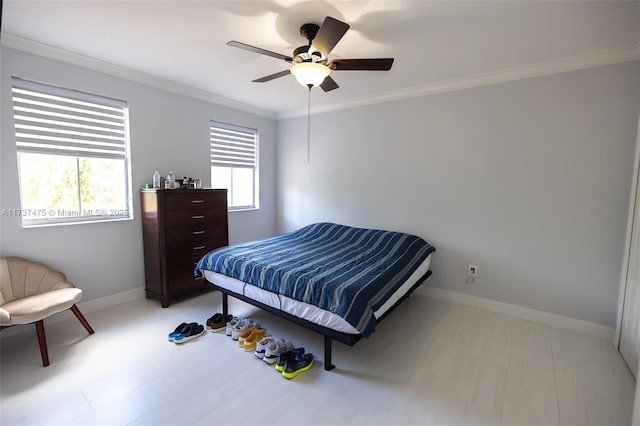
[210,121,257,169]
[11,77,132,226]
[12,77,127,159]
[210,121,258,210]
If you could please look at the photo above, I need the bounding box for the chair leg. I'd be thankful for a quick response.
[70,304,94,335]
[35,320,50,367]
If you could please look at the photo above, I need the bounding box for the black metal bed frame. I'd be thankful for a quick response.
[207,270,432,371]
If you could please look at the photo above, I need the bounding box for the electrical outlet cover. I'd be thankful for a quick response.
[468,265,478,276]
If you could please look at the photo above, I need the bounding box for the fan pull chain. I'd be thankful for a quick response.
[307,86,311,163]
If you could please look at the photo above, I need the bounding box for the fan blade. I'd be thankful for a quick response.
[227,41,293,62]
[329,58,394,71]
[320,76,339,92]
[252,70,291,83]
[312,17,350,57]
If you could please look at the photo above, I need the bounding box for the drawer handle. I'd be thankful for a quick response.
[192,215,205,219]
[193,245,206,250]
[192,230,205,235]
[191,200,205,204]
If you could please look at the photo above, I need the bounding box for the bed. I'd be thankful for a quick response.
[194,222,435,370]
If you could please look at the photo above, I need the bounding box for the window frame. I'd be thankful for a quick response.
[11,77,133,227]
[209,120,259,211]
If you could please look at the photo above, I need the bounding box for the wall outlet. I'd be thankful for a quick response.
[468,264,478,277]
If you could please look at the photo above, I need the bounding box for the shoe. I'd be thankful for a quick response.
[263,339,294,365]
[282,353,314,379]
[237,325,256,347]
[232,319,258,341]
[174,323,205,344]
[238,326,268,347]
[209,314,233,332]
[168,322,196,341]
[243,329,270,352]
[255,337,276,359]
[206,313,222,330]
[226,317,242,336]
[275,347,305,372]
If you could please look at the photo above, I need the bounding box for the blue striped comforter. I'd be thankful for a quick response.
[195,222,435,337]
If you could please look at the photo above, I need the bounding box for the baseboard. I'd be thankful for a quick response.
[420,286,614,341]
[0,286,145,340]
[77,287,146,313]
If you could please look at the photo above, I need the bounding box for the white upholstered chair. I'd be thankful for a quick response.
[0,256,94,366]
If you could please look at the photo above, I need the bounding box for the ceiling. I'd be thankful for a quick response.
[2,1,639,118]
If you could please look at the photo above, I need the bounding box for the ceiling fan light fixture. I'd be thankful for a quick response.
[290,62,331,88]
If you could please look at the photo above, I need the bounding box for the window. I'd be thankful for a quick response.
[11,77,132,226]
[210,121,258,210]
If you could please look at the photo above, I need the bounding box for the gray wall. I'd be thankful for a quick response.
[277,61,640,327]
[0,47,277,301]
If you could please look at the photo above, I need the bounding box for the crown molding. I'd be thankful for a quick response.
[3,33,638,122]
[0,33,277,119]
[278,42,640,119]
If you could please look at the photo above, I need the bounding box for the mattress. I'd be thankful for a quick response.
[196,222,435,336]
[203,252,432,335]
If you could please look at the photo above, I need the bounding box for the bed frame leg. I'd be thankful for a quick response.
[324,335,335,371]
[222,292,228,316]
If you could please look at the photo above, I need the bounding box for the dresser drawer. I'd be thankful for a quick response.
[165,222,227,244]
[164,207,227,228]
[165,237,228,259]
[164,192,226,211]
[165,265,208,294]
[167,255,205,277]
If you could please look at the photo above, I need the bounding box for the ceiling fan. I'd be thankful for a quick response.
[227,16,394,92]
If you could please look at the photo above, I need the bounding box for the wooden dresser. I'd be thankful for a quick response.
[140,189,228,307]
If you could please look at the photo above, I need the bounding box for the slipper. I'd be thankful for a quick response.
[174,323,205,344]
[168,322,196,341]
[206,313,223,330]
[210,314,233,333]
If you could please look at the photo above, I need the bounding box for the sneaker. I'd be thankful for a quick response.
[168,322,196,341]
[282,353,314,379]
[173,323,206,344]
[232,319,258,341]
[238,325,260,347]
[243,329,270,352]
[255,337,276,359]
[210,314,233,333]
[275,347,305,372]
[226,317,242,336]
[263,339,294,365]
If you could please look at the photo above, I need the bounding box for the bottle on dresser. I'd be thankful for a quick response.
[166,171,176,189]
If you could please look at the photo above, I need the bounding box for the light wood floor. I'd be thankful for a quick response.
[0,291,636,425]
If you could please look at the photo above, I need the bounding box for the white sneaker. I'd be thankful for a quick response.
[255,337,276,359]
[263,338,293,364]
[225,317,242,336]
[231,319,258,341]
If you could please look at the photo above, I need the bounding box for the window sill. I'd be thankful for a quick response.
[228,207,259,213]
[21,217,133,228]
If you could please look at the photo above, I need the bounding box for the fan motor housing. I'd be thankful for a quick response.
[300,23,320,42]
[293,45,323,63]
